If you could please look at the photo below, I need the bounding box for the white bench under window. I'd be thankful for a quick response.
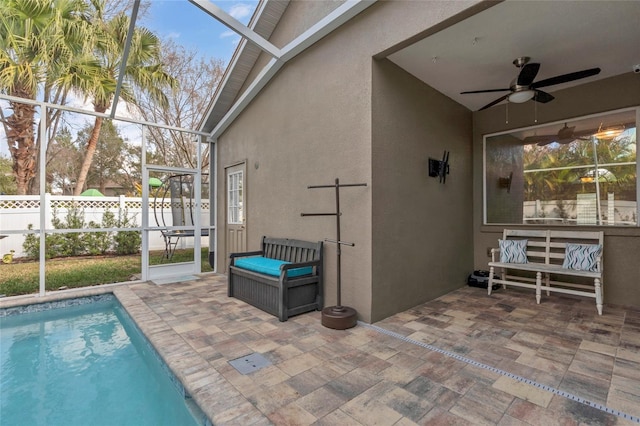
[488,229,604,315]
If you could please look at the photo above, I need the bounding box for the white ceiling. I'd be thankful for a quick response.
[388,1,640,112]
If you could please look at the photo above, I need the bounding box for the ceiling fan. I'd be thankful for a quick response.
[461,57,601,111]
[523,123,594,146]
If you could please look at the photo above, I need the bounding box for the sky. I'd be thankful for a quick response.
[0,0,259,158]
[141,0,259,64]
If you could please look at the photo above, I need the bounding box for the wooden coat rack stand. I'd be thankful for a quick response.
[301,178,367,330]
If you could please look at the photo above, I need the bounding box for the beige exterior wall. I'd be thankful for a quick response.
[472,73,640,308]
[371,59,473,322]
[215,0,640,321]
[216,0,481,322]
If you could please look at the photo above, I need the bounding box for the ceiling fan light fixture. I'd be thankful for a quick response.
[593,124,625,139]
[508,89,535,103]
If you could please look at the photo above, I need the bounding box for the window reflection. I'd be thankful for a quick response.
[485,108,637,226]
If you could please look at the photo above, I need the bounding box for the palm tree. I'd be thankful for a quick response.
[0,0,96,195]
[73,9,178,195]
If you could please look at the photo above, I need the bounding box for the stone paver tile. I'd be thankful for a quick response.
[314,409,363,426]
[284,368,332,396]
[419,407,473,426]
[506,398,577,426]
[293,334,334,352]
[341,395,403,425]
[579,339,618,357]
[547,394,625,425]
[449,396,504,426]
[612,358,640,381]
[213,401,264,425]
[296,386,349,419]
[325,368,382,400]
[616,347,640,363]
[607,375,640,419]
[279,352,322,377]
[496,414,529,426]
[268,402,317,426]
[264,343,305,364]
[464,382,515,413]
[492,376,554,408]
[515,351,570,376]
[376,385,434,422]
[245,338,281,353]
[418,357,467,384]
[403,375,461,411]
[338,329,374,348]
[379,364,419,385]
[559,370,610,405]
[393,418,419,426]
[249,382,301,415]
[567,349,614,382]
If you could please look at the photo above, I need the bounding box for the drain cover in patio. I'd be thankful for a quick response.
[229,353,271,374]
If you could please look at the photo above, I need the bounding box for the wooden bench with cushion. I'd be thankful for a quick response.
[488,229,604,314]
[228,236,323,321]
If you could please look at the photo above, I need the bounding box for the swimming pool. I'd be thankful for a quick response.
[0,295,207,426]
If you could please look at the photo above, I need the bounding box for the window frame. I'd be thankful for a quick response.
[227,170,243,225]
[483,106,639,227]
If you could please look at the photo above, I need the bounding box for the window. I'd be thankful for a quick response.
[484,108,638,226]
[227,171,243,225]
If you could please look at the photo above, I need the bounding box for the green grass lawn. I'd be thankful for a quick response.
[0,249,213,297]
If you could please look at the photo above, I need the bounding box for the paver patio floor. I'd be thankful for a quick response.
[3,274,639,425]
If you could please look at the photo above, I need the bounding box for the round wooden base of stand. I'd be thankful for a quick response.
[321,306,357,330]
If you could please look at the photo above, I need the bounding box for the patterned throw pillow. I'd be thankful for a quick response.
[499,239,528,264]
[562,243,602,272]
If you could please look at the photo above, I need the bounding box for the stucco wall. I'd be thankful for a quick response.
[472,73,640,308]
[371,59,473,322]
[216,0,481,322]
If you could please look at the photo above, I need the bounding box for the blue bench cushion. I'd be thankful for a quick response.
[234,256,313,278]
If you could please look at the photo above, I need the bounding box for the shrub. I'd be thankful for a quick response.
[83,210,116,255]
[23,224,41,259]
[113,209,141,255]
[51,206,86,257]
[22,207,141,259]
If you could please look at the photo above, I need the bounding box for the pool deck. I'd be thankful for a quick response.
[2,275,639,425]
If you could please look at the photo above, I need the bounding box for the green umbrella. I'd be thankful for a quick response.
[148,177,163,188]
[80,188,104,196]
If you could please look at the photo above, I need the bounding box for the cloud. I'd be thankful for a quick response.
[165,31,181,40]
[220,30,237,39]
[228,3,252,21]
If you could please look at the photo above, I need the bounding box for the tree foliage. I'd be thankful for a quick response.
[46,120,137,195]
[0,156,18,194]
[72,2,178,195]
[0,0,98,194]
[523,133,637,202]
[131,40,224,171]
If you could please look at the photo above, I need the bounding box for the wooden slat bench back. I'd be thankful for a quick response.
[489,229,604,314]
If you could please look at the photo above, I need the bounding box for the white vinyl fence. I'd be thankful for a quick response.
[0,195,211,259]
[523,196,637,225]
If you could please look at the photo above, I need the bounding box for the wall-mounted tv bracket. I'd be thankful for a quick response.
[498,171,514,193]
[301,178,367,330]
[428,150,450,184]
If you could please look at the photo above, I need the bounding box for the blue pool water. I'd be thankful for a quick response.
[0,296,204,426]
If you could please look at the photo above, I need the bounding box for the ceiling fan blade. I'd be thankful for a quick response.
[534,90,554,103]
[479,94,509,110]
[537,139,557,147]
[523,135,556,145]
[517,63,540,86]
[531,67,601,89]
[460,88,510,94]
[557,125,576,139]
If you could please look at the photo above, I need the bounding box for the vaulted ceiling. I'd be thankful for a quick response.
[387,1,640,112]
